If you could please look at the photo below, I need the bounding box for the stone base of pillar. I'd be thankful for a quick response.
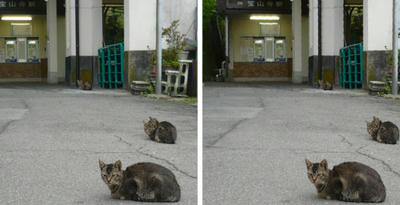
[47,72,58,84]
[65,56,98,87]
[363,51,392,89]
[308,55,340,86]
[124,50,154,90]
[291,71,303,83]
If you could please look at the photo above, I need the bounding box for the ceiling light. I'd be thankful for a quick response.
[1,16,32,21]
[28,41,37,45]
[250,15,280,21]
[6,41,16,45]
[254,40,264,44]
[259,22,278,25]
[11,23,31,26]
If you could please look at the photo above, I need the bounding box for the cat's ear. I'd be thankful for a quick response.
[114,160,122,170]
[149,116,153,120]
[305,159,312,168]
[99,160,106,169]
[143,120,146,124]
[366,120,370,126]
[320,159,328,170]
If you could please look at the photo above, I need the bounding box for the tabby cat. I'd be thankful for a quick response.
[366,116,399,144]
[305,159,386,203]
[144,117,177,144]
[77,80,92,90]
[99,160,181,202]
[318,80,333,90]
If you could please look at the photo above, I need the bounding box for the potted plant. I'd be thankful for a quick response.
[149,49,179,74]
[387,50,400,76]
[162,20,189,60]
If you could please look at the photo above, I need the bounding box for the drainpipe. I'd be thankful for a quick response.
[75,0,80,87]
[318,0,322,81]
[393,0,399,95]
[156,0,162,94]
[225,15,229,78]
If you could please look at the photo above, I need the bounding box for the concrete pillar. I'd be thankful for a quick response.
[292,0,302,83]
[47,0,58,84]
[65,0,102,86]
[308,0,343,85]
[363,0,394,84]
[124,0,157,88]
[308,0,319,85]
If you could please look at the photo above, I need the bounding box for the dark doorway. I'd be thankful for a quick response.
[344,0,363,46]
[102,0,124,46]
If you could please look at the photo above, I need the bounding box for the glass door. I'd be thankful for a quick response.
[17,38,27,63]
[264,37,275,62]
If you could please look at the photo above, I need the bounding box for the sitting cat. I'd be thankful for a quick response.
[366,116,399,144]
[77,80,92,90]
[99,160,181,202]
[305,159,386,203]
[318,80,333,90]
[144,117,177,144]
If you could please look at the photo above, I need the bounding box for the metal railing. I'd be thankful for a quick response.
[98,43,124,89]
[339,43,363,89]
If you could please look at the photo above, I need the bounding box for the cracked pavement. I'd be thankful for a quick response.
[0,83,197,205]
[204,82,400,205]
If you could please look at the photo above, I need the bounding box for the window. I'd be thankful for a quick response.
[5,39,16,63]
[253,38,265,62]
[239,36,286,63]
[274,37,286,62]
[1,37,40,63]
[27,38,40,63]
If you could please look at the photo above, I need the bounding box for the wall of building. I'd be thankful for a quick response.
[364,0,392,51]
[308,0,344,85]
[321,0,344,56]
[124,0,197,51]
[162,0,197,46]
[124,0,156,51]
[363,0,395,85]
[124,0,197,86]
[65,0,102,86]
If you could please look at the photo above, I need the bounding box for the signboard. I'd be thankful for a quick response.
[0,0,47,15]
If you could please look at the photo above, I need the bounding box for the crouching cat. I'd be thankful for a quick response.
[366,116,399,144]
[318,80,333,90]
[144,117,177,144]
[99,160,181,202]
[305,159,386,203]
[77,80,92,90]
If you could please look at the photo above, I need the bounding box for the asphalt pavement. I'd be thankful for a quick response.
[0,83,197,205]
[203,82,400,205]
